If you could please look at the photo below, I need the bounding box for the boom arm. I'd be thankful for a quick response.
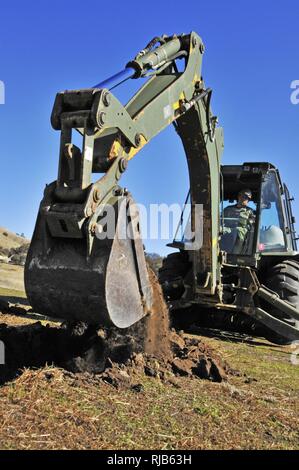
[25,32,224,327]
[51,32,223,292]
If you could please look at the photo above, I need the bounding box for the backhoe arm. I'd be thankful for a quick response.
[25,32,224,327]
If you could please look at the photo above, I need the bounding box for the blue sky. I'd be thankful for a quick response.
[0,0,298,255]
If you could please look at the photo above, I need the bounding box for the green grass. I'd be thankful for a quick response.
[0,286,26,299]
[203,336,299,390]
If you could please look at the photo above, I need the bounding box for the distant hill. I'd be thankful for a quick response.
[0,227,30,265]
[0,227,28,250]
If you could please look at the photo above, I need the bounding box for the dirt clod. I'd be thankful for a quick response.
[131,383,144,393]
[0,299,9,312]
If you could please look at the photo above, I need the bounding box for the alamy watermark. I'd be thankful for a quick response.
[0,340,5,365]
[93,199,203,250]
[0,80,5,104]
[290,80,299,105]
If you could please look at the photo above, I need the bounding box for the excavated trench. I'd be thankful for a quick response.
[0,271,234,388]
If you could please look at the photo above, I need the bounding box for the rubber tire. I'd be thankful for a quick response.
[263,259,299,345]
[159,252,189,280]
[158,252,190,300]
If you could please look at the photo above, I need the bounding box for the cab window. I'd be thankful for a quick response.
[258,171,286,252]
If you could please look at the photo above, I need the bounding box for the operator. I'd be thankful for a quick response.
[223,189,256,254]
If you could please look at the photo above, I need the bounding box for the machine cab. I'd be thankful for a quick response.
[220,163,297,261]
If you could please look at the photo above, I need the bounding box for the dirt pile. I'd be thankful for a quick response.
[0,316,231,388]
[100,330,231,390]
[0,268,233,388]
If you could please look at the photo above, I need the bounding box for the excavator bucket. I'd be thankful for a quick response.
[25,195,153,328]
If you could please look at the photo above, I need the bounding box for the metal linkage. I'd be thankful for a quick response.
[258,285,299,322]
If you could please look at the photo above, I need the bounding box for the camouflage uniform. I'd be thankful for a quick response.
[223,204,255,254]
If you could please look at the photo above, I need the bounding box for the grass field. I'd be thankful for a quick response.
[0,263,25,294]
[0,284,298,450]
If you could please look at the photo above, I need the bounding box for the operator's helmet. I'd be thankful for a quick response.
[260,225,285,247]
[238,189,252,200]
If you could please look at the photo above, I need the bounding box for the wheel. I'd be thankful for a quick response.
[158,252,191,301]
[262,259,299,344]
